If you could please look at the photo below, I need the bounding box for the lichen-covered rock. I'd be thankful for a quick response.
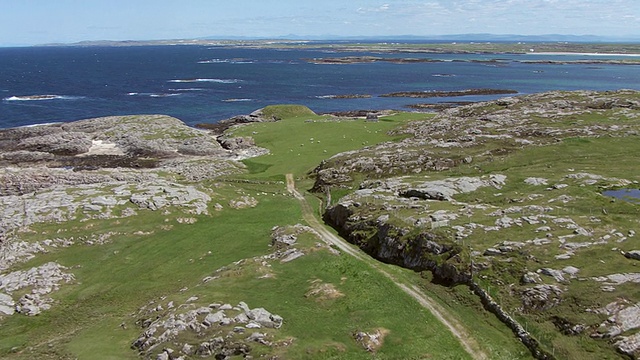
[520,285,564,311]
[0,262,74,316]
[132,300,282,359]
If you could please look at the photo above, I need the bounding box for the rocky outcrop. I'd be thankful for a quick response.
[132,300,284,359]
[312,90,640,194]
[0,262,74,316]
[324,198,556,359]
[195,108,276,135]
[380,88,518,98]
[218,136,255,150]
[0,115,228,165]
[324,200,469,284]
[0,174,211,235]
[520,285,565,312]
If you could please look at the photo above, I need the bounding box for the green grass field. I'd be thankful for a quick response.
[0,109,498,359]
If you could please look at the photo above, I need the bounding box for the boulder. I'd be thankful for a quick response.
[521,284,564,311]
[246,308,283,329]
[203,311,226,327]
[624,250,640,261]
[615,332,640,358]
[524,177,548,186]
[521,272,542,284]
[0,293,15,315]
[400,189,448,201]
[539,268,566,282]
[219,137,255,150]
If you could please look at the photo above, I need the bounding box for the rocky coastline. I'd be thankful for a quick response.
[305,56,640,66]
[380,88,518,98]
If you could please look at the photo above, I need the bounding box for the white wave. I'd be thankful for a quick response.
[315,95,337,99]
[198,58,254,64]
[168,88,205,92]
[3,94,85,101]
[149,93,181,98]
[223,98,253,102]
[168,78,242,84]
[17,122,63,128]
[127,92,181,98]
[198,59,229,64]
[432,74,456,77]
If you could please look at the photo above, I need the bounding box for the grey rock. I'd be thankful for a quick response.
[246,332,266,342]
[524,177,548,186]
[219,136,255,150]
[0,292,15,315]
[181,343,194,355]
[521,284,564,311]
[203,310,226,327]
[521,272,542,284]
[615,332,640,358]
[246,321,261,329]
[280,250,305,263]
[562,266,580,277]
[484,248,502,256]
[237,301,250,313]
[539,268,566,282]
[246,308,282,328]
[234,313,250,324]
[573,227,592,237]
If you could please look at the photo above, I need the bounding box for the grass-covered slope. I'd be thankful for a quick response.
[318,90,640,359]
[0,111,500,359]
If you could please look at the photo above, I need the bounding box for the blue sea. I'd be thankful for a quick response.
[1,44,639,128]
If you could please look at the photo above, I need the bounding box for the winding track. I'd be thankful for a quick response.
[285,174,488,360]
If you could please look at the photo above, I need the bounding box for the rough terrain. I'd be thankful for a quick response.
[315,89,640,359]
[2,91,640,359]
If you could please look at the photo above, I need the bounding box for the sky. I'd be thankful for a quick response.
[1,0,639,46]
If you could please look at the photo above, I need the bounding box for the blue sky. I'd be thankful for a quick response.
[1,0,639,45]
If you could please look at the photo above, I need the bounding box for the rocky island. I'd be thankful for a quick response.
[1,92,640,359]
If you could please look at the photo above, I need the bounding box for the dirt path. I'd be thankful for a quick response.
[285,174,488,360]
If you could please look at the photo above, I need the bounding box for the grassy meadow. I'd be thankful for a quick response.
[0,107,498,359]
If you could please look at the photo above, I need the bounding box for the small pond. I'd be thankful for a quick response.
[603,189,640,204]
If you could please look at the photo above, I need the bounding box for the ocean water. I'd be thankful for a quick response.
[1,45,639,128]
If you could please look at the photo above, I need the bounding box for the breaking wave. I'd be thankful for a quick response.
[127,92,181,98]
[222,98,253,102]
[167,88,206,92]
[168,78,242,84]
[198,58,255,64]
[3,95,85,101]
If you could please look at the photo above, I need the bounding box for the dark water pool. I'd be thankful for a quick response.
[603,189,640,204]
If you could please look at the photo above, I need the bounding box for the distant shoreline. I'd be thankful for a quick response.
[527,52,640,57]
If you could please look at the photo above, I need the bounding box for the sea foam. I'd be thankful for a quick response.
[3,95,85,101]
[168,78,242,84]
